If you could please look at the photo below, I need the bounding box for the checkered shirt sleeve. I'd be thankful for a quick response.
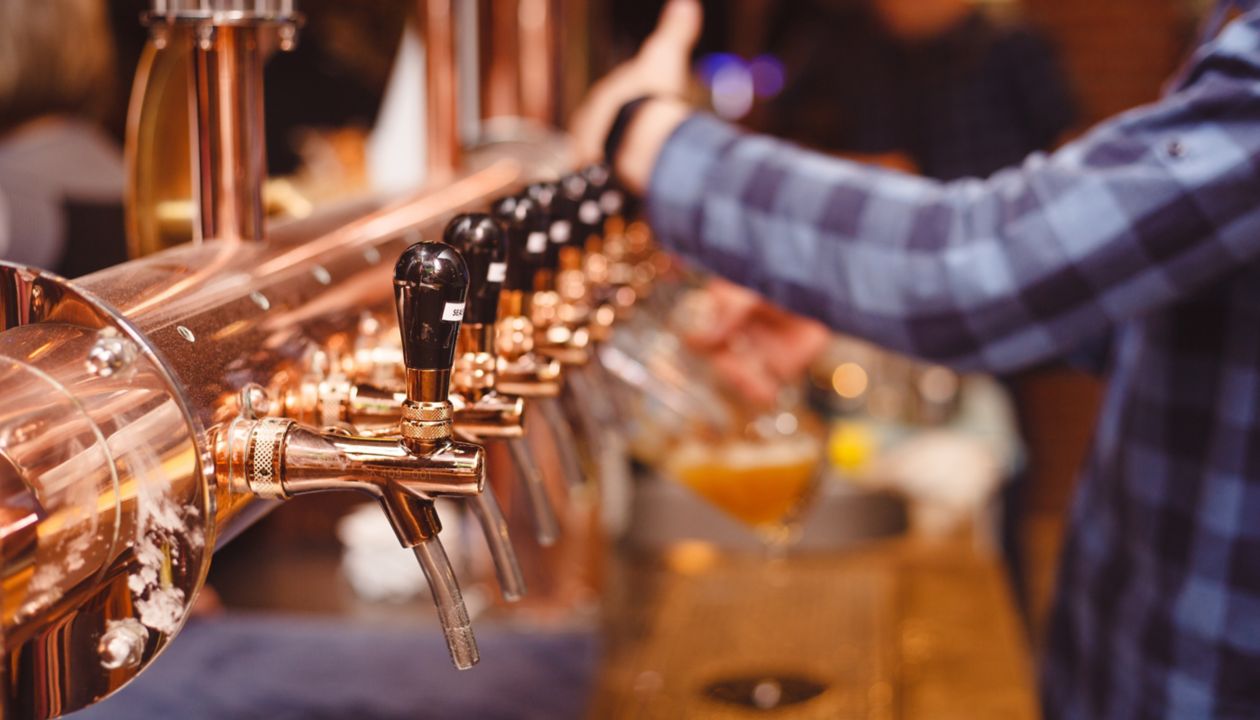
[647,12,1260,374]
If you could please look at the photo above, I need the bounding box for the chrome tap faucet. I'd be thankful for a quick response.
[493,194,588,487]
[216,240,529,671]
[491,193,566,394]
[392,241,526,605]
[214,408,485,669]
[280,221,563,546]
[520,182,593,366]
[445,214,561,547]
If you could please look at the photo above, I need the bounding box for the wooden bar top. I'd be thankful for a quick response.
[591,537,1038,719]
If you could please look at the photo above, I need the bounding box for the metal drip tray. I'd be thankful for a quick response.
[625,471,909,552]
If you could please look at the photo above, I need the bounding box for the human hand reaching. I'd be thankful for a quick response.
[569,0,702,191]
[684,279,831,408]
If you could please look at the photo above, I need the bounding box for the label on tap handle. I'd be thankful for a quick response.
[579,200,602,226]
[550,221,572,245]
[442,302,466,322]
[487,262,507,283]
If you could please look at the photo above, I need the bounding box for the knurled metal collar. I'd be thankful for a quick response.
[246,417,292,499]
[402,401,453,422]
[401,401,453,443]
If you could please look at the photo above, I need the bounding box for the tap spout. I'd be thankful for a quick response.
[465,483,526,601]
[215,416,484,668]
[507,436,560,546]
[413,537,480,670]
[537,396,586,487]
[452,391,560,547]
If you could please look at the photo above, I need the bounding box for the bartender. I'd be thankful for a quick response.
[572,0,1260,717]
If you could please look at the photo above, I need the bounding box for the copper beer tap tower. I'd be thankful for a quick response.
[0,0,651,717]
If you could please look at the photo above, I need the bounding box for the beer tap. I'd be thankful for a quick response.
[494,193,587,488]
[581,164,658,314]
[392,241,526,605]
[445,214,561,547]
[217,241,527,670]
[492,192,568,389]
[525,181,592,366]
[280,226,562,546]
[573,167,622,340]
[546,173,635,509]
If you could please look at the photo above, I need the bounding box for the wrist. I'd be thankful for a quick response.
[612,99,691,196]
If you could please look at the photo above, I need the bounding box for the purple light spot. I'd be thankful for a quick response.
[696,52,744,87]
[750,55,786,99]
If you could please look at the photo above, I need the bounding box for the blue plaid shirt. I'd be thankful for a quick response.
[647,3,1260,717]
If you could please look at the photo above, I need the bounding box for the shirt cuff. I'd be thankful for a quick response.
[645,113,744,260]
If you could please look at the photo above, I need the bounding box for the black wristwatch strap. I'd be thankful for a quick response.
[603,95,656,170]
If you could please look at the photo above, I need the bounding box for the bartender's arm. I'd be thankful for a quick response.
[576,0,1260,374]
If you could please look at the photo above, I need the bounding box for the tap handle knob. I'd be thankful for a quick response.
[524,182,562,272]
[394,241,469,372]
[577,172,607,246]
[444,214,505,326]
[577,197,605,249]
[584,163,626,220]
[493,196,545,291]
[551,174,588,250]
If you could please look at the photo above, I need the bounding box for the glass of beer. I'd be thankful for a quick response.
[664,415,823,552]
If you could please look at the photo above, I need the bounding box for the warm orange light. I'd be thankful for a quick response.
[832,362,869,399]
[664,541,721,575]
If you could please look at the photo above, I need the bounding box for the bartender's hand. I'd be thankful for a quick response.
[686,279,832,408]
[569,0,700,194]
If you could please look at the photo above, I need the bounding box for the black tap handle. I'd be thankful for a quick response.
[578,177,607,245]
[443,214,506,326]
[523,183,561,272]
[494,196,543,291]
[584,164,626,220]
[555,173,604,249]
[551,175,586,249]
[582,164,611,189]
[394,241,469,371]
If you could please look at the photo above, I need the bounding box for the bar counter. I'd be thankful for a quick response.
[593,536,1037,719]
[76,499,1036,719]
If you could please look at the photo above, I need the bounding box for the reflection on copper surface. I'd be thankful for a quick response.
[125,36,195,257]
[0,154,524,717]
[518,0,556,124]
[480,0,522,120]
[190,25,268,243]
[421,0,462,180]
[0,267,207,719]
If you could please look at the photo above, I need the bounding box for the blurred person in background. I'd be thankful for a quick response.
[672,0,1077,398]
[759,0,1080,626]
[762,0,1076,179]
[575,0,1260,715]
[0,0,128,277]
[684,0,1080,625]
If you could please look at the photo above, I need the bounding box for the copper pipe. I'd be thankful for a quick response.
[478,0,558,127]
[0,161,523,718]
[422,0,462,180]
[517,0,557,125]
[189,25,267,242]
[479,0,522,121]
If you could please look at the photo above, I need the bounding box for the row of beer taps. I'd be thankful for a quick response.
[213,165,657,669]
